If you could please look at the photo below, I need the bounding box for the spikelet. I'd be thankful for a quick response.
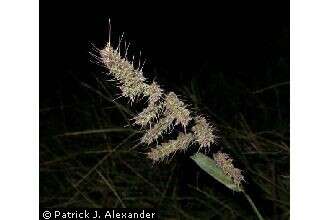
[213,152,244,187]
[147,133,194,161]
[192,116,216,149]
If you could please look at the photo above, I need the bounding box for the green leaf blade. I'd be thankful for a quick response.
[191,153,242,192]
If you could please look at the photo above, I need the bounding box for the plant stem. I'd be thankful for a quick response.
[243,191,264,220]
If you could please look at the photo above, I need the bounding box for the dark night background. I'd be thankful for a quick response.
[40,1,289,219]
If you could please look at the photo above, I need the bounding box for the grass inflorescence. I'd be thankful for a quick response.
[98,31,222,164]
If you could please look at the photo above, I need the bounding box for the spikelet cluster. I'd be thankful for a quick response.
[141,115,175,145]
[100,43,147,102]
[147,133,194,161]
[99,36,216,162]
[134,103,163,127]
[213,152,244,187]
[192,116,216,149]
[145,81,163,104]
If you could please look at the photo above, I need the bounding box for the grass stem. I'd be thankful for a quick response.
[243,191,264,220]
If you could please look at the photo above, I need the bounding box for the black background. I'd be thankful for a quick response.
[40,1,289,105]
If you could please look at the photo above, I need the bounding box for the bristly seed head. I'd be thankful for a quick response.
[192,116,216,149]
[100,43,148,102]
[140,92,192,145]
[133,102,164,127]
[141,114,175,145]
[145,82,163,104]
[164,92,191,129]
[147,132,194,161]
[213,152,244,187]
